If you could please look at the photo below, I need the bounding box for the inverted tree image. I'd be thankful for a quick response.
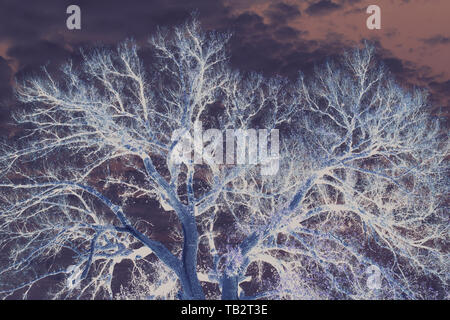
[0,18,448,300]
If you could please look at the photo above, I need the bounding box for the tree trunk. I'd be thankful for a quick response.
[179,214,205,299]
[221,274,239,299]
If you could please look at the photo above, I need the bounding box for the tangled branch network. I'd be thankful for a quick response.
[0,17,448,300]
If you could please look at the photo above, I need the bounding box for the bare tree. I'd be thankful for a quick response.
[0,18,448,300]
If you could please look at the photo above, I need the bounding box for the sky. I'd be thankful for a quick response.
[0,0,449,135]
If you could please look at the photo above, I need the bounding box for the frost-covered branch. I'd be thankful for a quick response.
[0,18,447,300]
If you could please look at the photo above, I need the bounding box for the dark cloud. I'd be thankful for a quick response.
[229,36,289,76]
[274,26,304,40]
[0,57,12,97]
[422,35,450,45]
[382,58,404,74]
[429,79,450,114]
[7,40,72,73]
[224,10,335,78]
[0,0,66,42]
[430,79,450,92]
[231,12,268,33]
[265,2,301,24]
[305,0,342,16]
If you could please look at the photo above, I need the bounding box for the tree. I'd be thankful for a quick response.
[0,18,448,300]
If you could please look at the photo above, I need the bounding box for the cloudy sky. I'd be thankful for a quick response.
[0,0,449,135]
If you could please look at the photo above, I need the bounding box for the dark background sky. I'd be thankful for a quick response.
[0,0,449,137]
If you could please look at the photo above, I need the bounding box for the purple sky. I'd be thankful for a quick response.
[0,0,449,135]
